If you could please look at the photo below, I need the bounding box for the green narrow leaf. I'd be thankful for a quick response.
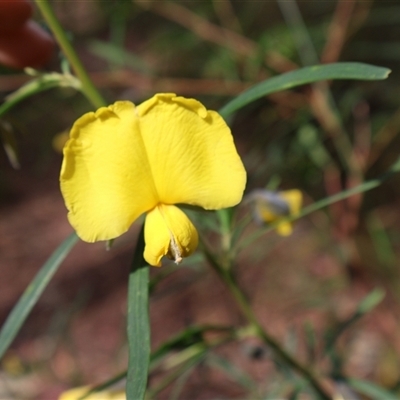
[169,366,195,400]
[148,346,207,398]
[0,232,79,359]
[219,62,391,118]
[345,378,399,400]
[150,324,231,368]
[356,287,385,314]
[0,71,81,118]
[324,288,385,355]
[126,225,150,400]
[366,213,397,271]
[207,354,256,391]
[88,40,153,75]
[79,324,232,398]
[78,371,127,399]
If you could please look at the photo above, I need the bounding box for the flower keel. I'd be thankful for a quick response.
[144,205,199,267]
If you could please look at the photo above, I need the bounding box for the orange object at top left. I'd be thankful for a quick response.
[0,0,33,31]
[0,0,55,69]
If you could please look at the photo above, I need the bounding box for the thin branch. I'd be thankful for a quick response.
[321,0,356,64]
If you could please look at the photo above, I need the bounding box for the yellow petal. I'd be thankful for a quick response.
[275,222,293,236]
[60,101,158,242]
[58,386,125,400]
[280,190,302,216]
[136,94,246,209]
[144,204,198,267]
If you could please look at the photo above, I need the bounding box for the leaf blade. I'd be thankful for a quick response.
[345,378,400,400]
[219,62,391,118]
[0,72,81,118]
[126,226,150,400]
[0,232,79,359]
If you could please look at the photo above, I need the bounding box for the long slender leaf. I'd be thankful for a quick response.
[0,71,81,118]
[78,371,127,400]
[219,62,391,118]
[126,226,150,400]
[346,378,399,400]
[324,288,385,355]
[0,232,79,359]
[88,40,153,75]
[79,324,233,399]
[169,365,195,400]
[148,349,206,398]
[207,354,257,391]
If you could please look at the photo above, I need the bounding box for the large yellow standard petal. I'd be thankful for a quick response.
[136,93,246,209]
[144,204,198,267]
[60,93,246,245]
[61,101,159,242]
[58,386,125,400]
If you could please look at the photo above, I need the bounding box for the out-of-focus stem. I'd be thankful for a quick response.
[277,0,358,175]
[34,0,106,109]
[203,244,331,399]
[217,209,232,255]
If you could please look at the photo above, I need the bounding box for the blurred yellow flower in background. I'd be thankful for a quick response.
[247,189,302,236]
[60,93,246,266]
[52,129,70,154]
[59,386,125,400]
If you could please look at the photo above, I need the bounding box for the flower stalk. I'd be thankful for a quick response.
[33,0,106,109]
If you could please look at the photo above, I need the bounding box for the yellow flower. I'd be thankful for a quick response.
[58,386,125,400]
[60,93,246,266]
[248,189,302,236]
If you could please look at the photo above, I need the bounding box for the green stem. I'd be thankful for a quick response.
[217,208,233,257]
[34,0,106,109]
[203,245,331,400]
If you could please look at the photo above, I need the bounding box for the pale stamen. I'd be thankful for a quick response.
[169,234,183,264]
